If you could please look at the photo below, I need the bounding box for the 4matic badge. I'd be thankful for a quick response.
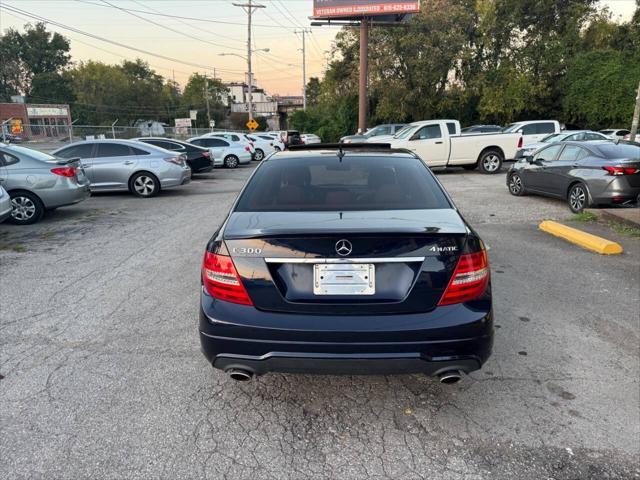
[430,245,458,252]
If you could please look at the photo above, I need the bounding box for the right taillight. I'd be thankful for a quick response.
[438,250,490,306]
[602,166,639,176]
[202,251,253,305]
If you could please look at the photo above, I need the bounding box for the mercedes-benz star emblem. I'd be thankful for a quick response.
[335,239,352,256]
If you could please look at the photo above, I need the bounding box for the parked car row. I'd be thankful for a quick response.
[0,131,275,225]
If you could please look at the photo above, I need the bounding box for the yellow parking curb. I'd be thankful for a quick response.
[539,220,623,255]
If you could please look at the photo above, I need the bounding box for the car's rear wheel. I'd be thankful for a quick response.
[508,172,526,196]
[568,182,589,213]
[254,149,264,161]
[129,172,160,198]
[224,155,239,168]
[8,191,44,225]
[478,149,503,174]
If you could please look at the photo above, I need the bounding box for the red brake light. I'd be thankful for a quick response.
[438,250,490,306]
[245,146,251,152]
[201,151,210,158]
[202,252,253,305]
[602,166,639,176]
[517,136,523,148]
[50,166,76,177]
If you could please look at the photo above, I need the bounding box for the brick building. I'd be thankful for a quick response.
[0,103,72,138]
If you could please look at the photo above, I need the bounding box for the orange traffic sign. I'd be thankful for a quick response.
[246,119,259,131]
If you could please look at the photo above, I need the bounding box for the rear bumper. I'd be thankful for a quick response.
[161,167,191,188]
[591,180,640,206]
[189,158,214,173]
[199,291,493,376]
[192,165,213,174]
[40,182,91,208]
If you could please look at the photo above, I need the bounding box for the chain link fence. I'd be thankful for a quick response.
[2,123,256,151]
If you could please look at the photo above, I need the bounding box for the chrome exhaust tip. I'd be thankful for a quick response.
[438,370,463,385]
[227,369,253,382]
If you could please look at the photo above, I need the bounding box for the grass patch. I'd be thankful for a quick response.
[609,222,640,238]
[569,211,598,223]
[40,230,56,240]
[0,243,26,252]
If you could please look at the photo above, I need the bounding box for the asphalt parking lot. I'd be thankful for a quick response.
[1,163,639,479]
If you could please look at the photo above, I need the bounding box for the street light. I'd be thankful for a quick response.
[219,48,270,121]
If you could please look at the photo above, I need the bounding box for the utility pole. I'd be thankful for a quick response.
[233,0,265,122]
[358,18,369,134]
[631,81,640,142]
[295,29,311,110]
[204,72,211,126]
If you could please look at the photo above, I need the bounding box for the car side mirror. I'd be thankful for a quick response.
[525,155,534,163]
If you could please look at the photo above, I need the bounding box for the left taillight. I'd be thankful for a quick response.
[164,154,186,165]
[202,251,253,306]
[50,166,76,178]
[438,250,490,306]
[245,146,251,152]
[201,151,210,158]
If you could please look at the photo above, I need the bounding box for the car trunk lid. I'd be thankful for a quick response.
[223,210,469,314]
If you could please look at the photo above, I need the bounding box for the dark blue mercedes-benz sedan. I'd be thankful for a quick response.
[199,145,493,383]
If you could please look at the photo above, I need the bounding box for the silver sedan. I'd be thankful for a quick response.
[52,139,191,198]
[0,144,91,225]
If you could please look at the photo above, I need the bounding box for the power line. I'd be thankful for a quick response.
[0,3,245,74]
[95,0,244,52]
[69,0,298,30]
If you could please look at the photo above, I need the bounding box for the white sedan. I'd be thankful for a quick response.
[187,136,252,168]
[247,134,282,160]
[301,133,321,144]
[600,128,630,140]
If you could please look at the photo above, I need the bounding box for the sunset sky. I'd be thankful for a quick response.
[0,0,636,97]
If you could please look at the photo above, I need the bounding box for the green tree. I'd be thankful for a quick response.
[182,73,228,127]
[29,72,75,105]
[305,77,322,106]
[562,49,640,128]
[0,29,24,101]
[0,22,71,97]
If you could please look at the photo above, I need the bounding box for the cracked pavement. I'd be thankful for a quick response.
[1,164,639,479]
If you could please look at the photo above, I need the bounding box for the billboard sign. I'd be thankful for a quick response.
[313,0,419,18]
[175,117,191,135]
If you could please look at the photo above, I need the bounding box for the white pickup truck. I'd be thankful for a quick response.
[382,120,522,173]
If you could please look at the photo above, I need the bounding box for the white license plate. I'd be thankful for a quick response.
[313,263,375,295]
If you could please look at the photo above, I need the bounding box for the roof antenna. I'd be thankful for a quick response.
[337,144,345,162]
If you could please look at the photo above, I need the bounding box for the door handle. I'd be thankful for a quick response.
[123,161,134,165]
[82,164,91,168]
[435,141,443,144]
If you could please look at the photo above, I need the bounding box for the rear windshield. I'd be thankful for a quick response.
[595,143,640,159]
[234,155,451,212]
